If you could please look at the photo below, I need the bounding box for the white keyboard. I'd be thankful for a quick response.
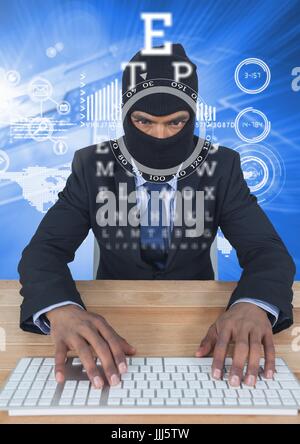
[1,356,300,416]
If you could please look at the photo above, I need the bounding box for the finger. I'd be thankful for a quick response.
[95,318,133,373]
[195,326,217,357]
[55,341,68,384]
[211,329,231,380]
[230,330,250,387]
[262,332,276,379]
[117,334,137,355]
[244,331,262,386]
[72,336,104,389]
[80,323,120,385]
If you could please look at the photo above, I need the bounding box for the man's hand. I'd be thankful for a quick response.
[195,302,275,387]
[46,305,136,388]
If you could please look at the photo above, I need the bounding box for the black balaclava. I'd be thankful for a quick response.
[121,43,198,171]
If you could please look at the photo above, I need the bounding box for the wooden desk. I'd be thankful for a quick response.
[0,280,299,424]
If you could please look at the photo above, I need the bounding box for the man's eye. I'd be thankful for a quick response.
[136,118,151,125]
[169,120,187,126]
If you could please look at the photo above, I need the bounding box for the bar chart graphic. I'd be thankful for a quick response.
[86,78,217,123]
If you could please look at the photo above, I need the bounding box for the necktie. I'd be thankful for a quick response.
[140,182,172,270]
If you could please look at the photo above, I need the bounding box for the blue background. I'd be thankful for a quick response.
[0,0,299,280]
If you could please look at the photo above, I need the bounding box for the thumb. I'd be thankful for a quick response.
[195,326,217,357]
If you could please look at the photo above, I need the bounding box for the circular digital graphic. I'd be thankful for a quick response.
[108,78,213,182]
[234,107,271,143]
[28,77,53,103]
[53,140,68,155]
[29,117,54,142]
[0,149,10,172]
[235,143,285,205]
[57,100,71,115]
[234,58,271,94]
[6,70,21,86]
[46,47,57,58]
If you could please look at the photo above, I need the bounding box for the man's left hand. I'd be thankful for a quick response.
[195,302,275,387]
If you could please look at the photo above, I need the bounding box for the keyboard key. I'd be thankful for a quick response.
[151,398,164,405]
[195,398,209,405]
[184,373,196,381]
[253,399,267,406]
[149,381,161,389]
[143,389,154,398]
[166,398,179,405]
[181,398,194,405]
[137,398,150,405]
[266,381,280,390]
[14,358,31,373]
[224,398,238,406]
[264,390,279,399]
[136,381,148,389]
[146,358,162,365]
[107,398,121,406]
[159,373,170,380]
[43,358,55,366]
[278,390,293,399]
[9,399,23,407]
[282,399,297,406]
[157,389,169,398]
[121,373,132,381]
[122,398,135,406]
[13,389,28,400]
[146,373,157,380]
[224,389,237,398]
[177,365,188,372]
[123,381,135,389]
[197,389,209,398]
[88,389,102,399]
[73,398,87,406]
[280,382,300,390]
[109,389,128,398]
[24,399,38,407]
[238,399,252,406]
[127,365,139,373]
[38,399,52,406]
[162,381,174,389]
[165,365,176,373]
[176,380,188,389]
[64,381,77,389]
[210,398,223,406]
[152,365,163,373]
[197,374,209,381]
[183,389,196,398]
[31,358,43,366]
[131,358,145,365]
[0,390,15,400]
[170,389,182,398]
[128,389,141,398]
[59,398,72,406]
[211,389,223,398]
[87,398,101,406]
[274,374,296,381]
[267,399,282,406]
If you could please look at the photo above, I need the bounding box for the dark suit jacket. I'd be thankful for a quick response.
[18,142,296,334]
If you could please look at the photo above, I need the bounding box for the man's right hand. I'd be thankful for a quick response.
[46,305,136,389]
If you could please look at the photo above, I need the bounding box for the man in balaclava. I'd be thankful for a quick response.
[121,43,198,171]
